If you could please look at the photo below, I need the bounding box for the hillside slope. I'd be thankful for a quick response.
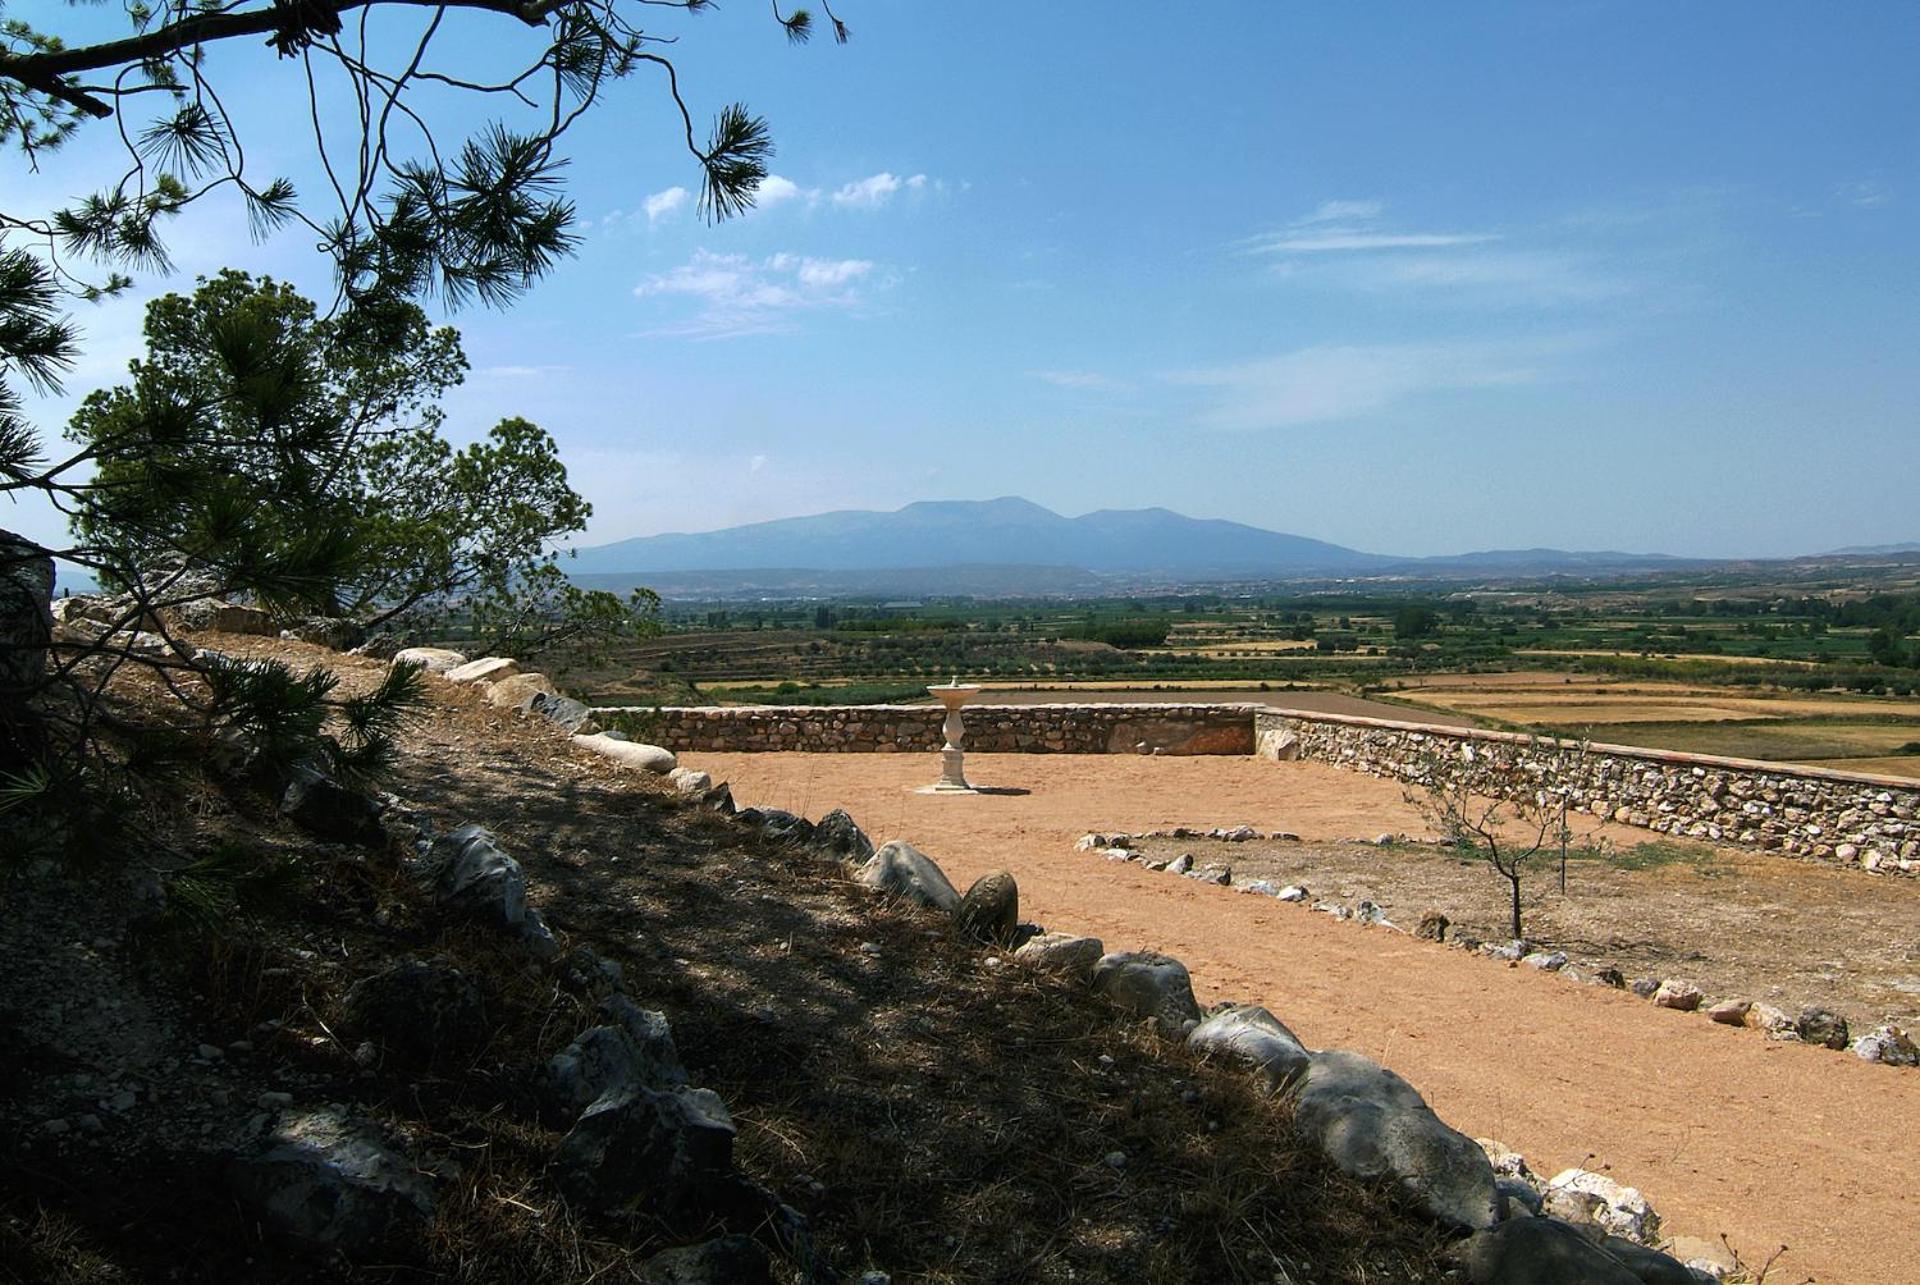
[0,635,1456,1283]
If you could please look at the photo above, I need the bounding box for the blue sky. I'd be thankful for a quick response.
[11,2,1919,558]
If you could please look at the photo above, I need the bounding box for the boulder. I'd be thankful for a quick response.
[1852,1024,1920,1066]
[230,1108,435,1252]
[553,1086,736,1215]
[572,733,678,774]
[392,647,468,674]
[1598,1236,1704,1284]
[1795,1006,1850,1050]
[546,1022,689,1113]
[279,763,386,846]
[426,824,558,957]
[0,531,53,697]
[1294,1049,1500,1230]
[445,656,520,685]
[167,599,275,636]
[1651,980,1702,1011]
[1543,1169,1661,1244]
[1706,998,1750,1027]
[1522,951,1569,971]
[668,767,715,798]
[1090,951,1202,1037]
[1594,967,1627,989]
[1455,1216,1643,1284]
[955,871,1019,945]
[1011,932,1104,982]
[341,960,488,1067]
[640,1235,772,1285]
[855,841,961,914]
[599,995,688,1087]
[281,616,365,651]
[1415,911,1450,942]
[487,672,559,709]
[1186,1005,1309,1091]
[1745,1002,1798,1040]
[758,809,816,845]
[814,808,876,862]
[349,633,408,660]
[554,945,624,997]
[529,690,595,733]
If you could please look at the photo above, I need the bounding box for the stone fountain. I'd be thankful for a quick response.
[920,676,982,794]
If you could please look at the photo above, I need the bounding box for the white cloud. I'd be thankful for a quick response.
[477,363,573,379]
[831,171,928,208]
[1171,342,1550,431]
[1035,369,1131,392]
[1255,230,1499,253]
[644,185,690,223]
[1296,199,1386,225]
[748,453,769,474]
[1838,178,1891,209]
[756,175,812,208]
[632,249,889,338]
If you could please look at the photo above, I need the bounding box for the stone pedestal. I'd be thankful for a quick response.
[919,681,982,794]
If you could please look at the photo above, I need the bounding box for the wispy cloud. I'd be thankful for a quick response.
[1171,341,1553,431]
[477,363,573,379]
[632,249,890,338]
[832,171,928,208]
[1838,177,1891,209]
[1035,369,1132,392]
[1255,230,1499,253]
[1295,198,1386,225]
[643,185,690,223]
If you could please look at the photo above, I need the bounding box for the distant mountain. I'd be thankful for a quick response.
[569,497,1390,578]
[1824,542,1920,556]
[565,498,1694,595]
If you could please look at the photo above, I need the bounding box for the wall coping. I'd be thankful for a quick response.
[1259,706,1920,793]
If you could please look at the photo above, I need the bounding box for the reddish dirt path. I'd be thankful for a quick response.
[687,751,1918,1284]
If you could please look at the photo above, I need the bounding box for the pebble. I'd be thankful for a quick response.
[107,1090,136,1113]
[1103,1150,1128,1169]
[256,1091,293,1108]
[196,1044,223,1060]
[859,942,883,957]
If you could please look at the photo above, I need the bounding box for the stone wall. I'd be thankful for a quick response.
[1256,708,1920,871]
[595,703,1260,756]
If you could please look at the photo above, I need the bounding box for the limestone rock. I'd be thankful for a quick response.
[445,656,520,685]
[1295,1049,1501,1231]
[167,599,274,636]
[1706,998,1750,1027]
[1,532,54,698]
[279,763,386,846]
[1852,1024,1920,1066]
[1544,1169,1661,1244]
[487,672,558,709]
[1090,951,1203,1037]
[1594,966,1627,989]
[545,1022,688,1113]
[668,767,714,798]
[1276,884,1309,903]
[349,632,408,660]
[1455,1216,1643,1284]
[1522,951,1569,971]
[1186,1005,1310,1091]
[599,995,688,1087]
[1651,980,1703,1011]
[572,733,678,774]
[1745,1003,1799,1040]
[1011,932,1104,982]
[341,960,487,1067]
[758,809,816,845]
[855,841,961,914]
[529,690,595,733]
[427,824,558,957]
[1795,1006,1850,1050]
[640,1235,772,1284]
[1598,1236,1706,1284]
[553,1086,736,1215]
[814,807,875,862]
[392,647,468,674]
[1415,910,1450,942]
[280,616,364,651]
[230,1108,435,1252]
[956,871,1019,946]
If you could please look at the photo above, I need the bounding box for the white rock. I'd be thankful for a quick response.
[1276,885,1309,902]
[392,646,467,674]
[444,656,518,684]
[667,767,713,796]
[570,734,677,774]
[1544,1168,1661,1244]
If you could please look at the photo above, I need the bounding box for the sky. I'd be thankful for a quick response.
[9,2,1919,560]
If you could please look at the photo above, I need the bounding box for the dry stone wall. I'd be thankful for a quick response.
[1256,708,1920,871]
[595,703,1260,756]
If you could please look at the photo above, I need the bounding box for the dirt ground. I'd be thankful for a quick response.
[687,749,1920,1285]
[1127,835,1920,1032]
